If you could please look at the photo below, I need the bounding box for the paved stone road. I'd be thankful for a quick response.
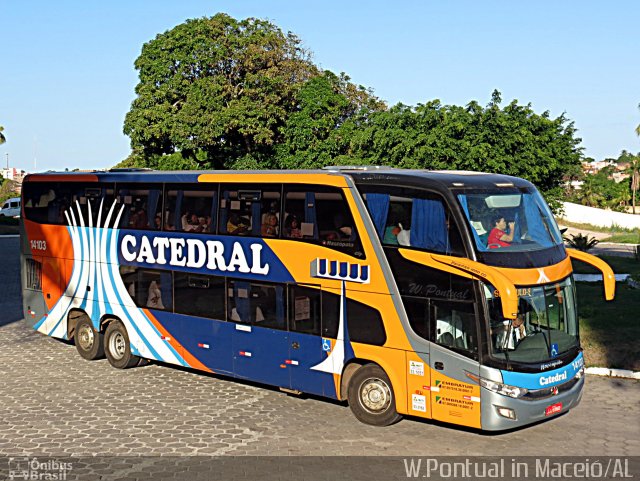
[0,237,638,460]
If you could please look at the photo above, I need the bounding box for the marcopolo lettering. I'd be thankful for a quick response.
[120,234,270,275]
[539,371,567,386]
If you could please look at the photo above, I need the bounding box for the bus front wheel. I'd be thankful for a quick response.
[104,321,140,369]
[347,364,402,426]
[74,317,104,360]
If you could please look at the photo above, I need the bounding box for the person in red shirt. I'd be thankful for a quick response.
[487,215,515,248]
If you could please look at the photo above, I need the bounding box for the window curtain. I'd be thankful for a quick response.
[365,193,389,239]
[251,201,261,235]
[208,191,218,233]
[147,189,160,229]
[457,195,485,251]
[219,191,230,234]
[275,286,285,327]
[160,272,172,310]
[512,212,521,244]
[234,282,251,322]
[410,198,447,251]
[173,190,184,231]
[525,197,553,247]
[305,192,318,239]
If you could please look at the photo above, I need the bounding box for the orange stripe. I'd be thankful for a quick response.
[197,172,349,187]
[142,308,214,373]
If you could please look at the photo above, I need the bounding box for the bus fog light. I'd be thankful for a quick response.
[496,406,516,420]
[575,365,585,379]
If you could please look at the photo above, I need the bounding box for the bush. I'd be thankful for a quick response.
[564,233,599,251]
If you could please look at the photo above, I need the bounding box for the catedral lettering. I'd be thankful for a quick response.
[20,168,615,431]
[120,235,270,275]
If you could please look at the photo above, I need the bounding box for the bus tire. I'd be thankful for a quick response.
[74,317,104,360]
[347,364,402,426]
[104,321,140,369]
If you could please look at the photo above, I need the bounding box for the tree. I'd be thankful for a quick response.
[618,150,640,214]
[123,13,318,169]
[0,125,5,145]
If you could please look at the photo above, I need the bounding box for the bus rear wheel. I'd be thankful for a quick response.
[104,321,140,369]
[347,364,402,426]
[74,317,104,360]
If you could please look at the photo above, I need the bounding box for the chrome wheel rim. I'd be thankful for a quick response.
[109,331,126,360]
[77,324,94,351]
[359,377,392,414]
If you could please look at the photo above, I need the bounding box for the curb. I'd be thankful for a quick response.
[585,367,640,380]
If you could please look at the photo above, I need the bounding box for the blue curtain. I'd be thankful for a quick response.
[234,282,251,322]
[410,199,448,251]
[366,193,389,239]
[304,192,317,239]
[173,190,184,231]
[147,190,160,229]
[275,286,285,327]
[160,272,172,310]
[525,197,553,247]
[251,201,261,235]
[512,212,522,244]
[458,195,485,251]
[219,191,229,234]
[208,191,218,233]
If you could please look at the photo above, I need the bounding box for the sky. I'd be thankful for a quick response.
[1,0,639,172]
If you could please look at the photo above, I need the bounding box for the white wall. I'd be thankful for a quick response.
[559,202,640,229]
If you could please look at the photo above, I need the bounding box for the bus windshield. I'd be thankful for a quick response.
[457,189,563,252]
[485,277,579,364]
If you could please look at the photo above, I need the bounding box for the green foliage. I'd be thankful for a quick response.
[563,232,599,251]
[0,179,17,204]
[124,13,319,169]
[0,125,5,145]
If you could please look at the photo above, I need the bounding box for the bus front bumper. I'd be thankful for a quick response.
[480,375,584,431]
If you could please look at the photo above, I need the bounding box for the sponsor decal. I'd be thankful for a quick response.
[412,394,427,412]
[409,360,425,377]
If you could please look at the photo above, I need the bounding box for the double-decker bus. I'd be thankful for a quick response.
[20,167,615,430]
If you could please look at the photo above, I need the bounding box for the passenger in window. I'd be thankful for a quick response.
[487,215,515,249]
[227,213,249,235]
[146,280,164,310]
[261,213,278,237]
[154,214,162,230]
[284,215,302,238]
[383,223,401,245]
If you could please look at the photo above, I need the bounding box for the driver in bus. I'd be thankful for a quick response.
[487,215,515,248]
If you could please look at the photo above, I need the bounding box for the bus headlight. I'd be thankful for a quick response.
[466,372,528,399]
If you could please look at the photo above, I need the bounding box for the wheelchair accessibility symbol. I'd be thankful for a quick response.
[551,343,559,357]
[322,338,331,352]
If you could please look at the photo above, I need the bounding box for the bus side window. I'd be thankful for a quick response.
[165,184,218,233]
[430,300,478,356]
[321,290,386,345]
[174,273,225,320]
[119,266,172,311]
[116,183,162,230]
[403,296,429,341]
[288,285,321,336]
[218,185,281,237]
[227,280,286,330]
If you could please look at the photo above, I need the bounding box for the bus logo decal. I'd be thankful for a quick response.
[310,258,370,284]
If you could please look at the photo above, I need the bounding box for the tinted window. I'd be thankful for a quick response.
[322,290,386,345]
[361,187,465,256]
[165,184,217,233]
[174,273,225,320]
[283,185,363,257]
[289,284,322,336]
[403,296,429,340]
[218,184,281,237]
[431,300,477,357]
[116,183,163,230]
[23,182,115,226]
[227,280,286,330]
[119,266,172,311]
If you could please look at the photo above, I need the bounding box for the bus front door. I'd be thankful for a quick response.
[428,300,481,429]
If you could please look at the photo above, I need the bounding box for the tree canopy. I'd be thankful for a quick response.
[123,13,585,201]
[0,125,5,145]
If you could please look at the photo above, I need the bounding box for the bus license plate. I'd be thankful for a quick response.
[545,402,562,416]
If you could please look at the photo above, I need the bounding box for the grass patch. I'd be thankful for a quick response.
[602,232,640,244]
[571,255,640,277]
[577,282,640,370]
[557,218,640,235]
